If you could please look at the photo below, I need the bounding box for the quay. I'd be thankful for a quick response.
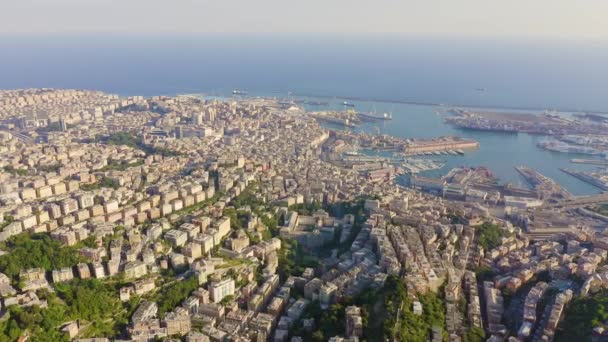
[571,158,608,166]
[402,136,479,155]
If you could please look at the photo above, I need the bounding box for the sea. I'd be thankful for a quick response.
[1,34,608,195]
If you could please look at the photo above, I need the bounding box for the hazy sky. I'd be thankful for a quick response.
[2,0,607,39]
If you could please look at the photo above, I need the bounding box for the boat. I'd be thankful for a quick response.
[358,111,393,121]
[455,149,465,155]
[343,101,355,107]
[232,89,248,95]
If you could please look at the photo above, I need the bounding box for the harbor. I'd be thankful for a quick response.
[300,94,605,195]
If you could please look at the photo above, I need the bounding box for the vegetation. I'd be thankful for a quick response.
[37,163,62,173]
[357,276,446,342]
[152,275,199,317]
[325,198,366,218]
[0,215,15,231]
[171,193,220,216]
[99,159,144,172]
[2,165,28,176]
[277,238,318,281]
[290,201,323,215]
[476,222,511,250]
[296,275,446,342]
[54,279,127,337]
[463,327,486,342]
[308,301,347,339]
[231,184,266,212]
[80,176,121,191]
[0,279,127,341]
[35,122,74,133]
[99,132,184,157]
[219,295,235,306]
[0,234,84,280]
[556,290,608,342]
[223,208,249,230]
[0,297,70,341]
[591,204,608,217]
[474,265,495,282]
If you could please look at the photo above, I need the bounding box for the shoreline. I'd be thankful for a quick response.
[119,88,608,116]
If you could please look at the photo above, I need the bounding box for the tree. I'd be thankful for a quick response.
[477,222,510,250]
[0,234,84,280]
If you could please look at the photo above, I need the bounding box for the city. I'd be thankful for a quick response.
[2,1,608,342]
[0,88,606,342]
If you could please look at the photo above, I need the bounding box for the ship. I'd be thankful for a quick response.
[232,89,248,95]
[306,101,329,106]
[357,111,393,121]
[343,101,356,107]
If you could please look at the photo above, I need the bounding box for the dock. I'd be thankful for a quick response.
[570,159,608,166]
[402,136,479,156]
[515,165,572,200]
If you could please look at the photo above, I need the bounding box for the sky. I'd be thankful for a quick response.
[1,0,608,39]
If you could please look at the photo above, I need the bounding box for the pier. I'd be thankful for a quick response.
[559,168,608,191]
[515,165,572,200]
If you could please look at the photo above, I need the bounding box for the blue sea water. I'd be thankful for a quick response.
[1,34,607,194]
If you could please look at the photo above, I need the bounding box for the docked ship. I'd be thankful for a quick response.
[537,138,602,155]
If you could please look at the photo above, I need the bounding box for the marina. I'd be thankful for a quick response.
[400,159,445,174]
[340,152,446,174]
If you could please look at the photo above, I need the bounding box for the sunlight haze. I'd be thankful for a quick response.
[2,0,608,39]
